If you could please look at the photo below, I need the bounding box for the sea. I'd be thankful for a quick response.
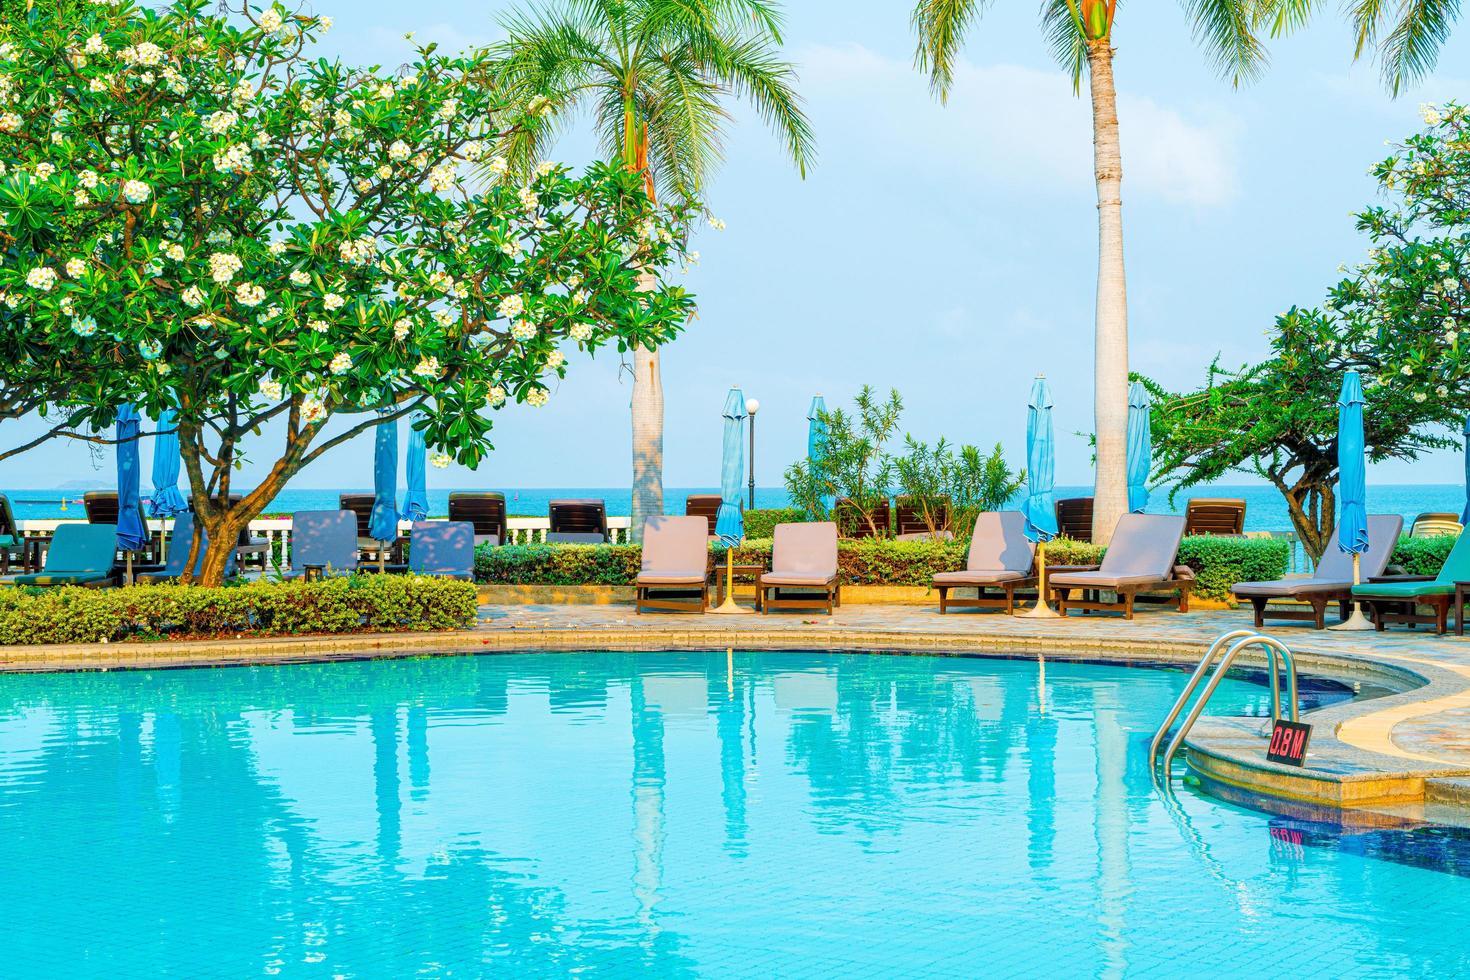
[8,484,1466,532]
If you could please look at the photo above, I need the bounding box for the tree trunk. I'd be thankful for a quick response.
[1273,474,1336,565]
[629,336,664,544]
[1085,40,1130,546]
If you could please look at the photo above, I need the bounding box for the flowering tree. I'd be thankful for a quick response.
[0,0,696,584]
[1143,105,1470,561]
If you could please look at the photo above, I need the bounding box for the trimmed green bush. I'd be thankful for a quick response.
[1388,533,1457,576]
[742,507,807,540]
[473,534,1284,602]
[0,575,478,645]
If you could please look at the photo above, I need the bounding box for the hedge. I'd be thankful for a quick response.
[474,534,1289,603]
[743,507,807,540]
[0,574,479,645]
[1388,534,1457,576]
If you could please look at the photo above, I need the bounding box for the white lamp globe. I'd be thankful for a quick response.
[745,397,760,415]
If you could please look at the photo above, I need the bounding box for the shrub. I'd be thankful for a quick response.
[1389,534,1457,576]
[743,508,807,539]
[471,533,1279,602]
[0,575,478,646]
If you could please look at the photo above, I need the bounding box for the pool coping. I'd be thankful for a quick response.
[5,617,1470,816]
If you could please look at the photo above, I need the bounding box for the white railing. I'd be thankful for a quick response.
[17,515,633,568]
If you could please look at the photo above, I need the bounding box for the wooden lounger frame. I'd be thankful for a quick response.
[1358,594,1454,635]
[635,580,710,614]
[1244,593,1350,630]
[756,576,841,615]
[1051,577,1194,620]
[936,578,1036,615]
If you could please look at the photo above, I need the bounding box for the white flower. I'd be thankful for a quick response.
[431,308,453,326]
[708,216,726,231]
[208,252,242,284]
[526,388,549,407]
[309,319,329,333]
[1422,103,1443,126]
[1414,391,1428,403]
[510,320,536,341]
[569,321,593,342]
[213,143,251,173]
[487,156,508,176]
[1401,364,1414,376]
[412,355,440,378]
[393,317,411,340]
[323,292,344,311]
[232,78,255,105]
[332,108,352,128]
[462,141,484,162]
[499,240,522,258]
[329,351,352,375]
[235,282,265,307]
[268,240,288,257]
[165,243,185,261]
[204,110,237,135]
[486,385,506,406]
[572,289,588,306]
[301,394,327,423]
[78,170,99,189]
[376,164,392,179]
[34,163,55,180]
[0,113,18,133]
[429,162,456,193]
[258,377,283,401]
[497,294,524,319]
[438,98,459,120]
[26,267,56,291]
[85,34,106,55]
[71,316,98,337]
[1445,278,1459,291]
[181,285,205,308]
[1437,385,1450,398]
[122,179,151,203]
[258,8,284,33]
[89,77,108,93]
[355,177,372,192]
[289,270,310,286]
[546,350,565,369]
[430,452,451,469]
[377,82,396,100]
[518,186,539,211]
[65,258,85,278]
[318,15,333,32]
[411,151,428,169]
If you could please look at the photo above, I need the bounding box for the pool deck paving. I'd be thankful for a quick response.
[10,599,1470,818]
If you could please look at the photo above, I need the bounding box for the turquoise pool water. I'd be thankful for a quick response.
[1,652,1467,977]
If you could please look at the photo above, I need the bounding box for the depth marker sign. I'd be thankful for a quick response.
[1266,719,1312,767]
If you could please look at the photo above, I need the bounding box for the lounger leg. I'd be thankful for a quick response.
[1437,598,1449,635]
[1055,587,1070,616]
[1004,584,1014,615]
[938,585,948,614]
[1124,590,1136,621]
[1178,587,1189,614]
[1373,602,1386,632]
[1250,597,1266,628]
[1309,596,1326,630]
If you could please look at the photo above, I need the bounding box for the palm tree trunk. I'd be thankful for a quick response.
[630,331,665,543]
[1085,39,1129,546]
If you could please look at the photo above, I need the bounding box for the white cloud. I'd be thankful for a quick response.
[796,43,1239,207]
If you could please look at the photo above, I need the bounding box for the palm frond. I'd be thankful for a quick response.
[1375,0,1459,95]
[911,0,989,103]
[691,31,814,176]
[1250,0,1321,37]
[1040,0,1086,92]
[1180,0,1269,86]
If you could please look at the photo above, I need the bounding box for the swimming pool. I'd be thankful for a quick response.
[0,651,1466,976]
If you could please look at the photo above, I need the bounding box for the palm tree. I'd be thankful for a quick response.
[912,0,1282,544]
[493,0,815,540]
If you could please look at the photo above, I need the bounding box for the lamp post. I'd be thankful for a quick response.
[745,397,760,510]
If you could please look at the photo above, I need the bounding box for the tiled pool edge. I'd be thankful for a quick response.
[4,614,1470,815]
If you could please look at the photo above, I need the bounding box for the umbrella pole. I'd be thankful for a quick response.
[1330,551,1376,631]
[1021,540,1061,618]
[709,547,752,615]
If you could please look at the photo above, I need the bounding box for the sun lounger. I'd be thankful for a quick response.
[1352,528,1470,634]
[340,492,402,562]
[1183,497,1246,536]
[448,492,507,546]
[405,521,476,580]
[547,498,608,543]
[931,511,1037,614]
[758,522,840,614]
[284,510,359,579]
[1411,512,1463,538]
[0,494,24,573]
[4,523,118,587]
[1054,497,1094,542]
[85,490,156,563]
[635,516,712,613]
[134,510,236,582]
[1048,513,1192,619]
[1232,514,1402,628]
[684,494,723,537]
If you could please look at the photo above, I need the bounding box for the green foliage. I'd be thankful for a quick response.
[472,533,1275,601]
[0,575,478,645]
[1142,110,1470,563]
[892,438,1024,537]
[785,385,902,532]
[1389,533,1458,576]
[742,507,806,540]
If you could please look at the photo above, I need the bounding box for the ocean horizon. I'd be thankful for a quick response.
[6,483,1465,532]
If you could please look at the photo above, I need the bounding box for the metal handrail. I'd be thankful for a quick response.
[1159,635,1297,776]
[1147,629,1258,771]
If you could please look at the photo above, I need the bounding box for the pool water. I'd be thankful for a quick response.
[1,652,1467,977]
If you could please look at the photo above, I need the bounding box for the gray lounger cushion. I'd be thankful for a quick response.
[767,522,838,583]
[637,515,710,586]
[1049,513,1185,589]
[1232,514,1403,598]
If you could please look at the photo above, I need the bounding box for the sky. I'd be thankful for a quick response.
[11,1,1470,490]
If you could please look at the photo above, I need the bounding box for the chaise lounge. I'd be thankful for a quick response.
[448,492,507,547]
[404,521,476,580]
[135,510,235,582]
[758,522,840,615]
[1351,528,1470,635]
[1048,513,1192,619]
[4,523,119,588]
[284,510,360,579]
[931,511,1036,614]
[635,515,712,613]
[1232,514,1402,629]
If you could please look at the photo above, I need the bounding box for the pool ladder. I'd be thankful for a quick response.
[1148,629,1299,779]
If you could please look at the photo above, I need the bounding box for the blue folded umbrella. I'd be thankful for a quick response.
[715,388,747,546]
[370,413,399,543]
[1022,378,1058,544]
[115,404,148,552]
